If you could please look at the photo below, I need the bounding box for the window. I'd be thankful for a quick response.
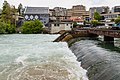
[57,24,59,26]
[54,24,56,26]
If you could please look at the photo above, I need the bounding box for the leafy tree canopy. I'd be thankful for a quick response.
[21,20,44,34]
[94,12,102,21]
[0,21,16,34]
[1,1,16,24]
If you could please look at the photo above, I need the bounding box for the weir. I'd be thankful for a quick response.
[53,29,120,80]
[69,39,120,80]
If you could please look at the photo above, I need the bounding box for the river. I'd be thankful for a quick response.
[0,34,88,80]
[70,37,120,80]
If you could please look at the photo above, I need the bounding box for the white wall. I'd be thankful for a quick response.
[50,23,72,33]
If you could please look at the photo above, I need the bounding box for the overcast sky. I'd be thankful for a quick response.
[0,0,120,10]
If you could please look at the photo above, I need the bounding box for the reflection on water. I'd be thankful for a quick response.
[0,34,88,80]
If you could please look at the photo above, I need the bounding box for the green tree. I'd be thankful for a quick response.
[94,12,102,21]
[21,20,43,34]
[1,1,11,23]
[115,16,120,24]
[0,1,16,34]
[0,22,7,34]
[1,1,16,25]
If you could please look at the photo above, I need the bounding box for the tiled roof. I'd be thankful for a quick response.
[24,7,49,14]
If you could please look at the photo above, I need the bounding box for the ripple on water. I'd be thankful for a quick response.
[8,62,83,80]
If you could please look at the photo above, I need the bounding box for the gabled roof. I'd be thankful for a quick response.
[24,7,49,14]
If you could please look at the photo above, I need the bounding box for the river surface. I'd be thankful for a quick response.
[0,34,88,80]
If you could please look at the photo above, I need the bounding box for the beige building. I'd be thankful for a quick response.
[82,11,89,21]
[50,21,73,33]
[66,5,89,21]
[67,9,73,16]
[54,7,67,16]
[72,5,86,17]
[49,9,55,16]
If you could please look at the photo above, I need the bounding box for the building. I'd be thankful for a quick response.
[50,7,71,21]
[50,21,73,33]
[24,7,49,26]
[89,6,109,20]
[66,5,89,22]
[67,5,87,17]
[49,9,55,16]
[101,12,120,21]
[67,9,72,16]
[112,6,120,13]
[82,11,89,21]
[72,5,86,17]
[54,7,67,16]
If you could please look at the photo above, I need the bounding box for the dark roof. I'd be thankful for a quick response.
[24,7,49,14]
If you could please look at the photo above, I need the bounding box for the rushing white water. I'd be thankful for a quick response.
[0,34,88,80]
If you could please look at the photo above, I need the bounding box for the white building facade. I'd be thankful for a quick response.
[50,22,73,33]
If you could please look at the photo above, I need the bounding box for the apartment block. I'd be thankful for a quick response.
[89,6,109,20]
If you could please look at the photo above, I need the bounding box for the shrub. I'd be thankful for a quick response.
[0,22,7,34]
[6,24,16,34]
[21,20,43,34]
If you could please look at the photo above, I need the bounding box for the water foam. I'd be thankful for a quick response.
[0,34,88,80]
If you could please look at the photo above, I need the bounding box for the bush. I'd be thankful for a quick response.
[0,22,7,34]
[0,21,16,34]
[6,24,16,34]
[21,20,43,34]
